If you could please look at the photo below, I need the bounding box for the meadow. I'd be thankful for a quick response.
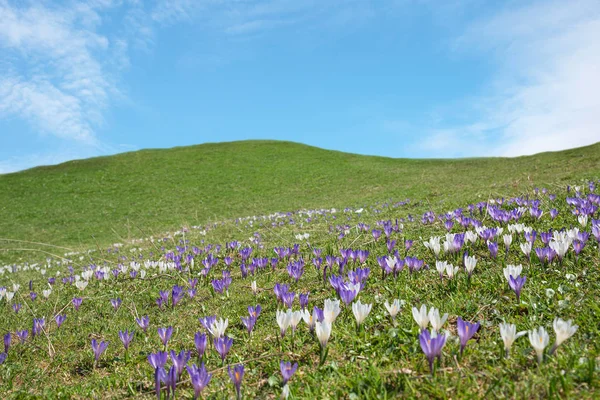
[1,141,600,399]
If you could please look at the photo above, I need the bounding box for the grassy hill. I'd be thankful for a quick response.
[1,140,600,260]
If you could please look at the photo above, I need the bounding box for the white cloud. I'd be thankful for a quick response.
[0,0,122,143]
[424,0,600,157]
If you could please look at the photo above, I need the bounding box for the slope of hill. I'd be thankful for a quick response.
[1,140,599,259]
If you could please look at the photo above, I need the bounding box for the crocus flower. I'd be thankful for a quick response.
[12,303,21,313]
[208,318,228,338]
[72,297,83,311]
[119,329,134,350]
[3,333,11,353]
[323,299,341,324]
[464,256,477,278]
[529,326,550,364]
[32,318,45,337]
[194,332,207,360]
[428,308,448,333]
[457,317,480,355]
[299,292,309,309]
[419,329,447,375]
[241,315,257,335]
[16,330,28,343]
[351,300,372,328]
[110,298,122,311]
[280,360,298,385]
[0,352,6,365]
[148,351,168,400]
[187,363,212,400]
[157,326,173,347]
[251,280,258,295]
[170,349,191,377]
[91,339,108,363]
[214,336,233,362]
[384,299,402,321]
[136,316,150,333]
[508,275,526,302]
[499,323,526,357]
[550,318,578,354]
[164,365,177,399]
[55,314,66,328]
[412,305,430,330]
[276,310,291,338]
[228,364,245,400]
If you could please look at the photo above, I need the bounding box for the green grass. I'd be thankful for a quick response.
[1,140,600,261]
[0,141,599,399]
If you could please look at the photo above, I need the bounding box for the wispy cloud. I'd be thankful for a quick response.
[0,0,124,144]
[420,0,600,157]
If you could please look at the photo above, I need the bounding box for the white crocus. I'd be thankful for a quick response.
[499,323,527,357]
[503,234,513,249]
[423,237,441,257]
[323,299,341,324]
[5,291,15,302]
[412,304,430,330]
[0,287,6,299]
[315,320,332,347]
[75,280,88,291]
[464,256,477,277]
[465,231,478,244]
[352,300,372,327]
[276,310,292,337]
[209,318,228,338]
[578,214,588,227]
[42,289,52,299]
[290,310,303,332]
[428,308,448,333]
[529,326,550,364]
[435,261,447,278]
[251,280,258,295]
[520,242,532,257]
[445,263,459,279]
[503,264,523,282]
[301,308,317,331]
[12,283,20,292]
[384,299,402,321]
[549,239,569,259]
[551,318,578,354]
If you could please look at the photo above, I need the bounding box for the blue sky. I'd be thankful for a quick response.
[1,0,599,173]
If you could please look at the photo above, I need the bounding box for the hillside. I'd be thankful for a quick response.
[1,140,599,261]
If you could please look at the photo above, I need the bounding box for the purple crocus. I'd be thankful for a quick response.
[214,336,233,363]
[170,349,191,377]
[194,332,207,360]
[508,275,526,302]
[172,285,185,307]
[280,360,298,385]
[164,365,177,399]
[187,363,212,400]
[4,333,10,353]
[32,318,45,337]
[119,329,134,350]
[110,298,122,311]
[199,316,217,333]
[148,351,168,400]
[72,297,83,311]
[241,315,257,335]
[456,317,480,355]
[0,352,6,365]
[91,339,109,363]
[157,326,173,347]
[16,330,28,343]
[136,316,150,333]
[228,364,245,400]
[55,314,66,328]
[299,293,309,310]
[487,241,499,258]
[12,303,21,313]
[418,329,447,375]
